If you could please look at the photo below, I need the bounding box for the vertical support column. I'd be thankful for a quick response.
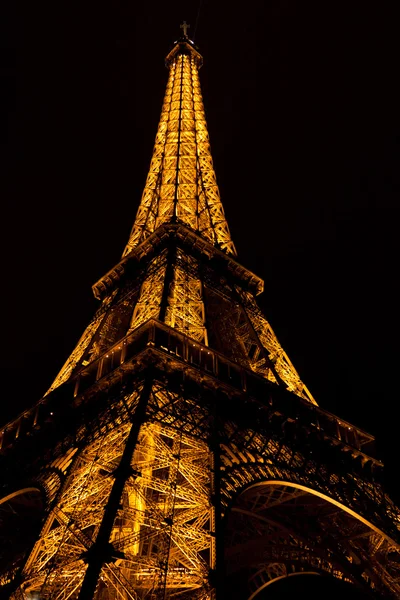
[154,432,183,600]
[210,394,224,600]
[158,244,176,324]
[78,378,152,599]
[172,55,184,221]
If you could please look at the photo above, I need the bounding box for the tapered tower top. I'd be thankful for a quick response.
[165,22,203,68]
[123,26,236,257]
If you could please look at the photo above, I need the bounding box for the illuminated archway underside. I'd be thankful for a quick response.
[247,570,321,600]
[219,420,400,600]
[225,482,400,599]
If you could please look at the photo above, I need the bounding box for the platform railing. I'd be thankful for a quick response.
[0,319,377,462]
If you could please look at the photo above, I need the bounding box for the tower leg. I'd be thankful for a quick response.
[210,401,224,600]
[78,380,150,599]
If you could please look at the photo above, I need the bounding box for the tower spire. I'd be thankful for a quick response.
[123,33,236,257]
[44,33,315,402]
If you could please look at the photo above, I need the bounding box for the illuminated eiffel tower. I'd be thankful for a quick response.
[1,24,400,600]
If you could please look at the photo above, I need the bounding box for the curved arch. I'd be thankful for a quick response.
[223,479,400,598]
[244,480,399,548]
[0,487,41,506]
[220,459,400,546]
[248,571,320,600]
[0,487,45,579]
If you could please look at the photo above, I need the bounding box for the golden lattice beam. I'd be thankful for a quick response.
[123,39,236,258]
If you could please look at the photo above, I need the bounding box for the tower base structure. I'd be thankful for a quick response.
[1,318,400,598]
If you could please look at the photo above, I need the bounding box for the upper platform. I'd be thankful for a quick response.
[165,35,203,68]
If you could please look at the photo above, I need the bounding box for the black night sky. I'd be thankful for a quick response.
[2,0,399,556]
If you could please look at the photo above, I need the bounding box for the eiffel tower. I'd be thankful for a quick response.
[1,25,400,600]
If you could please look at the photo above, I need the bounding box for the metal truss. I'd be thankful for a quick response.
[122,40,236,258]
[1,30,400,600]
[131,252,168,330]
[164,253,208,345]
[43,31,314,405]
[2,361,400,598]
[218,409,400,598]
[238,289,316,403]
[225,483,400,598]
[9,383,214,599]
[48,308,108,394]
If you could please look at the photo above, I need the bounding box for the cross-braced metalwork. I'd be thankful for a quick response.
[1,28,399,600]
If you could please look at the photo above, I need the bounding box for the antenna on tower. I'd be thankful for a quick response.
[193,0,204,41]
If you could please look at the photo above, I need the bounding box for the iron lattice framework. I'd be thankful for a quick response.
[123,39,236,258]
[1,31,400,600]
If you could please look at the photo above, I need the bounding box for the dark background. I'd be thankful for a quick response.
[1,0,399,514]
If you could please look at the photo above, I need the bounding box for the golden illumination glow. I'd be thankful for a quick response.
[165,253,208,344]
[123,51,236,258]
[4,34,399,600]
[239,289,316,403]
[12,390,214,598]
